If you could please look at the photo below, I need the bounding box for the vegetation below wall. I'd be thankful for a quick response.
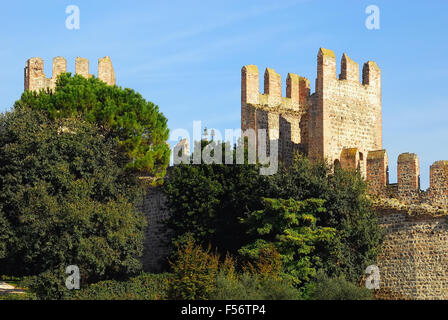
[163,149,383,287]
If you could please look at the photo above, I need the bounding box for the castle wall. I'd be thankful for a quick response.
[377,210,448,300]
[24,56,116,92]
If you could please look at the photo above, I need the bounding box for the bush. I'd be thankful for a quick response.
[21,268,70,300]
[72,273,170,300]
[309,271,373,300]
[209,273,300,300]
[163,154,383,285]
[167,235,219,300]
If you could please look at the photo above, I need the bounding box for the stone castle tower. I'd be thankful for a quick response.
[241,47,381,176]
[24,56,115,92]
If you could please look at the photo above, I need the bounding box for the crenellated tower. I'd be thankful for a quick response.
[242,47,382,171]
[24,56,116,92]
[241,64,310,165]
[309,48,382,177]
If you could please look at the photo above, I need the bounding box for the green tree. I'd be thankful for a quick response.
[239,198,335,286]
[15,73,170,181]
[263,155,383,282]
[163,142,264,255]
[0,106,146,282]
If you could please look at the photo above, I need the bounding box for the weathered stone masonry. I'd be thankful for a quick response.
[24,56,115,92]
[242,48,381,174]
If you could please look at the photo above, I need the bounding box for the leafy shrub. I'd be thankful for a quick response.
[309,271,373,300]
[73,273,170,300]
[167,235,219,300]
[209,273,300,300]
[21,268,70,300]
[163,154,382,285]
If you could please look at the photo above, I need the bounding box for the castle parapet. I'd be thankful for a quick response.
[24,56,116,92]
[366,151,448,209]
[366,150,388,196]
[397,153,420,201]
[241,65,310,112]
[429,161,448,207]
[317,48,381,90]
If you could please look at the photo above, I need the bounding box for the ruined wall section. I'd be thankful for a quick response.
[24,56,116,92]
[241,65,310,165]
[309,49,382,175]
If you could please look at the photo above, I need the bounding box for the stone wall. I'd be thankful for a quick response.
[377,208,448,300]
[24,56,116,92]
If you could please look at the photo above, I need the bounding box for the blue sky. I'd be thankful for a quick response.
[0,0,447,188]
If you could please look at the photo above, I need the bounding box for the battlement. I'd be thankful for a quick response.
[366,150,448,209]
[24,56,116,92]
[241,65,310,113]
[316,48,381,90]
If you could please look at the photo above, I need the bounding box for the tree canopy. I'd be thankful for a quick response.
[0,106,146,281]
[15,73,170,181]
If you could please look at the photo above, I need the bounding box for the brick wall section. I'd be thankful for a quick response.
[377,210,448,300]
[340,148,359,170]
[24,56,116,92]
[367,152,448,209]
[366,150,388,196]
[75,57,91,79]
[52,57,67,83]
[429,161,448,207]
[397,153,420,202]
[98,56,116,86]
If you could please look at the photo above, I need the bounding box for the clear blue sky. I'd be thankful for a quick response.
[0,0,447,188]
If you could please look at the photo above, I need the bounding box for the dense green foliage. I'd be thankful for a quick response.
[209,272,300,300]
[163,159,262,254]
[309,271,373,300]
[16,73,170,179]
[72,273,170,300]
[0,107,146,282]
[265,157,383,282]
[163,151,383,287]
[167,235,219,300]
[239,198,335,286]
